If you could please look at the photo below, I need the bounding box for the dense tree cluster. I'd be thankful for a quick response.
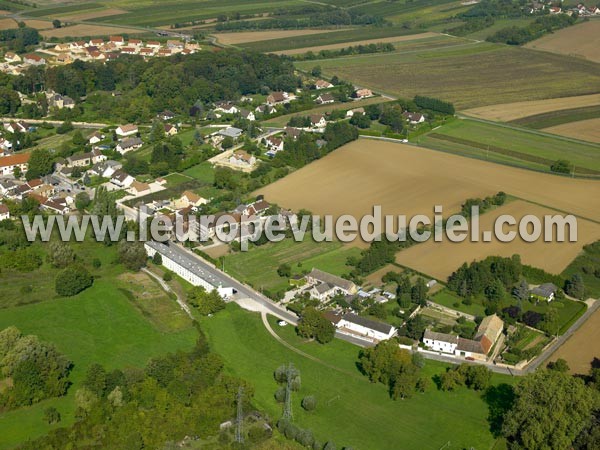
[294,43,395,61]
[487,14,577,45]
[0,26,40,52]
[0,326,71,410]
[187,286,226,315]
[460,191,506,217]
[438,363,492,391]
[359,340,424,399]
[55,265,93,297]
[20,335,257,449]
[414,95,455,115]
[297,307,336,344]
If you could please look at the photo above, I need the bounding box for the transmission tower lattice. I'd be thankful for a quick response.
[235,386,244,444]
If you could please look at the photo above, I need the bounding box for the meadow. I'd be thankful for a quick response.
[0,270,197,449]
[418,118,600,174]
[199,304,515,450]
[295,44,600,109]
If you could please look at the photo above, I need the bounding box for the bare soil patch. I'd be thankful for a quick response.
[550,304,600,374]
[525,20,600,63]
[463,93,600,122]
[23,19,54,30]
[544,118,600,144]
[276,31,439,55]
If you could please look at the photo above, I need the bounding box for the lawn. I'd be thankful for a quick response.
[0,240,198,449]
[222,238,357,294]
[295,43,600,109]
[163,172,194,187]
[430,289,487,316]
[199,304,514,450]
[418,118,600,175]
[183,161,216,184]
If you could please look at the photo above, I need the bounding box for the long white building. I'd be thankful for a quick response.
[144,240,226,293]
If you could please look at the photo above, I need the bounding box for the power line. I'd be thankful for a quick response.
[235,386,244,444]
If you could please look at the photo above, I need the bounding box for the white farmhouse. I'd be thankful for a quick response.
[328,312,397,341]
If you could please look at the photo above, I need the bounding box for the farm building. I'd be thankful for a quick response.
[304,268,358,301]
[116,124,139,137]
[326,311,397,341]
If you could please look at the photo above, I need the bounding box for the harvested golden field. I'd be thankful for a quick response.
[214,29,345,46]
[525,20,600,63]
[464,93,600,122]
[23,19,53,30]
[275,32,439,55]
[0,18,16,29]
[41,24,144,38]
[395,201,600,280]
[550,305,600,375]
[57,8,129,21]
[257,139,600,226]
[0,10,11,15]
[544,118,600,144]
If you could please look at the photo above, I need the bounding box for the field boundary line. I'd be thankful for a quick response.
[510,196,600,226]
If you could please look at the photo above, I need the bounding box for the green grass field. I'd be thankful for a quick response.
[222,238,361,293]
[430,289,487,316]
[183,161,216,184]
[296,44,600,109]
[0,275,197,449]
[418,118,600,175]
[199,304,514,450]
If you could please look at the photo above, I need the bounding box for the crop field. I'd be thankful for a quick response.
[464,17,534,40]
[295,44,600,109]
[40,24,147,38]
[199,304,514,450]
[525,20,600,64]
[418,118,600,174]
[257,139,600,230]
[57,8,130,21]
[543,118,600,144]
[0,17,16,28]
[26,2,106,17]
[550,305,600,375]
[22,19,54,29]
[395,200,600,280]
[463,93,600,122]
[274,31,440,55]
[240,26,423,53]
[213,29,346,46]
[94,0,299,27]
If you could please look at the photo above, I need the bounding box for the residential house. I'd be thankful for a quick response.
[422,314,504,361]
[214,101,239,115]
[158,49,172,57]
[164,124,178,136]
[229,150,256,168]
[346,107,365,118]
[310,114,327,128]
[305,268,357,297]
[255,104,276,115]
[50,93,75,109]
[120,47,138,55]
[110,35,125,46]
[54,43,70,52]
[0,138,12,151]
[167,40,184,50]
[285,126,302,139]
[316,93,335,105]
[530,283,558,302]
[129,180,151,196]
[128,38,142,47]
[158,110,175,121]
[88,38,104,47]
[315,79,333,89]
[23,54,45,66]
[116,137,143,154]
[266,91,289,106]
[239,109,256,121]
[4,121,28,134]
[403,112,425,124]
[88,131,105,145]
[354,88,372,99]
[56,53,73,65]
[116,124,138,137]
[328,312,397,341]
[0,204,9,221]
[111,170,135,188]
[219,127,243,139]
[89,160,121,178]
[178,190,208,208]
[4,52,21,63]
[264,136,284,156]
[0,153,29,176]
[42,197,70,215]
[140,47,155,57]
[549,6,562,13]
[0,179,17,196]
[66,149,105,167]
